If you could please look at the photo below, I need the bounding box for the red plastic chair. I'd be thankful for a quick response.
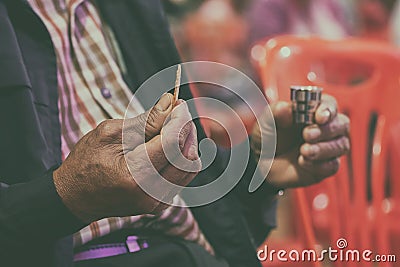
[386,122,400,252]
[251,35,400,267]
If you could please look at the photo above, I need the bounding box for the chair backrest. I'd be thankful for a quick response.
[252,35,400,266]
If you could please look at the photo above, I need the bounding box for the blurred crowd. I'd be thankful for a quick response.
[162,1,400,262]
[165,0,399,72]
[162,0,400,145]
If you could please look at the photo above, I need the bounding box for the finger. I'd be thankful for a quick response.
[144,93,173,139]
[123,93,174,149]
[128,103,196,173]
[157,164,199,204]
[125,125,199,213]
[125,136,168,175]
[146,165,198,213]
[123,133,189,207]
[149,120,200,203]
[315,94,338,125]
[181,121,200,161]
[271,101,293,128]
[300,136,350,161]
[161,101,195,153]
[160,158,200,187]
[162,120,201,174]
[151,167,199,214]
[303,113,350,143]
[298,155,340,183]
[175,99,185,106]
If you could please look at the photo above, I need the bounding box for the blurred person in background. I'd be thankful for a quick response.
[356,0,398,42]
[246,0,354,46]
[165,0,257,146]
[390,0,400,44]
[170,0,354,145]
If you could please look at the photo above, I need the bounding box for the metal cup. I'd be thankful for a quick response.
[290,86,323,125]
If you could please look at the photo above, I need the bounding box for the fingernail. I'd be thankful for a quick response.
[307,145,318,157]
[156,93,172,111]
[302,144,319,159]
[307,127,320,140]
[320,109,331,124]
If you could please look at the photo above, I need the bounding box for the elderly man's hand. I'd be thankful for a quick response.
[53,93,201,223]
[252,94,350,189]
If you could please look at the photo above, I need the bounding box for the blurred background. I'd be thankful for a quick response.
[162,0,400,266]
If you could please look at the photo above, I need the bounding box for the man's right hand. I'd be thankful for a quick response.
[53,93,201,223]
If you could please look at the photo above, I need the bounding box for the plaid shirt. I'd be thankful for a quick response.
[28,0,214,255]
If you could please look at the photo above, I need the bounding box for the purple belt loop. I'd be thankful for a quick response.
[74,237,151,262]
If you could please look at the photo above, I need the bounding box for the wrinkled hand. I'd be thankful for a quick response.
[251,94,350,189]
[53,93,201,223]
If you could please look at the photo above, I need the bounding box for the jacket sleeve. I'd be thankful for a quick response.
[227,145,279,246]
[0,1,85,252]
[0,169,85,251]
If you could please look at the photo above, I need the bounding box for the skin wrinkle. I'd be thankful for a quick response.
[253,93,349,190]
[54,93,201,222]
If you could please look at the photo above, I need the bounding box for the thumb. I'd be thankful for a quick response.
[271,101,302,155]
[251,102,291,157]
[124,93,173,146]
[271,101,293,129]
[142,93,174,141]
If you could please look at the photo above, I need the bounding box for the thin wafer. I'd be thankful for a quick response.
[173,64,181,105]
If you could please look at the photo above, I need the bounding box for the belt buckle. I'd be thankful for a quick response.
[126,236,149,253]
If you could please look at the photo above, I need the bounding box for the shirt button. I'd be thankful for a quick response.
[100,88,112,99]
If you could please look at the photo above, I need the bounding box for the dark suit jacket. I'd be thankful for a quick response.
[0,0,276,266]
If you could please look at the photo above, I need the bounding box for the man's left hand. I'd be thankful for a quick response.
[251,94,350,189]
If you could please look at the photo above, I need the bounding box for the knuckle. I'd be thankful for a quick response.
[321,95,337,116]
[304,144,319,160]
[131,112,155,140]
[331,138,348,155]
[328,117,340,134]
[327,158,340,175]
[324,94,337,107]
[136,112,147,125]
[146,109,160,130]
[341,113,350,125]
[332,141,342,154]
[97,120,111,133]
[134,113,147,132]
[97,120,121,138]
[143,109,164,140]
[340,137,351,154]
